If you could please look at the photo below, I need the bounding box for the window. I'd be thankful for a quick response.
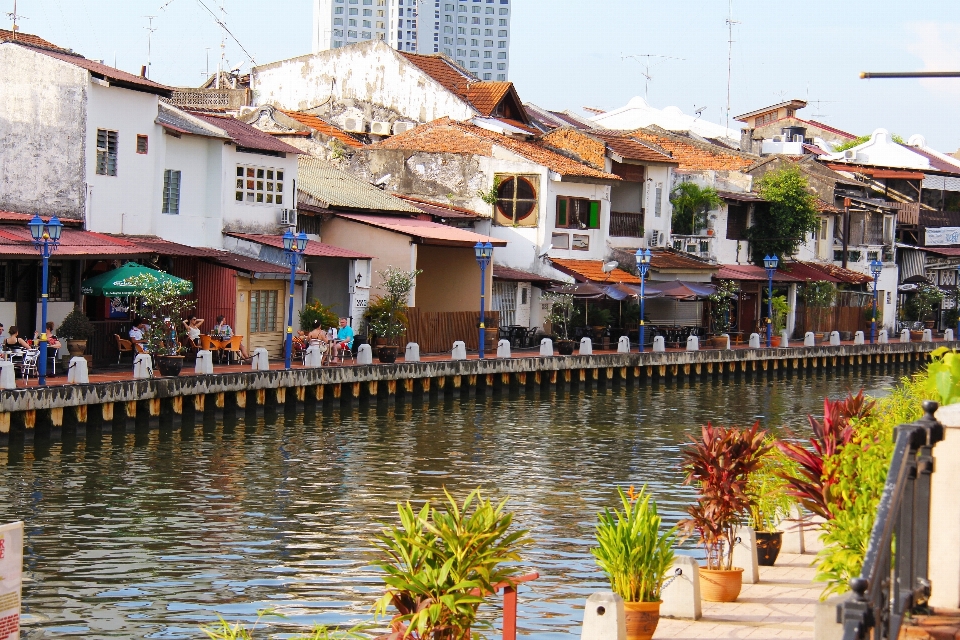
[485,25,492,31]
[499,7,507,13]
[556,196,600,229]
[445,15,452,21]
[136,134,148,154]
[551,232,570,250]
[485,6,494,12]
[469,60,479,68]
[363,8,372,14]
[484,51,492,58]
[472,16,480,23]
[38,261,71,301]
[484,39,493,46]
[654,184,663,217]
[483,72,491,79]
[349,7,358,13]
[96,129,118,176]
[471,38,478,45]
[458,15,467,22]
[498,29,507,36]
[498,40,506,48]
[335,6,343,12]
[250,290,278,333]
[496,73,505,80]
[235,165,284,204]
[471,27,479,34]
[494,175,538,226]
[726,203,748,240]
[162,169,181,214]
[334,18,343,24]
[497,63,505,70]
[497,51,506,58]
[472,4,480,11]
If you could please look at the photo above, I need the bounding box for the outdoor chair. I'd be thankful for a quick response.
[19,349,39,383]
[222,336,244,364]
[47,346,59,375]
[115,334,135,365]
[523,327,540,348]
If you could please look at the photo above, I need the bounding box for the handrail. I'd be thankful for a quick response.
[470,571,539,640]
[840,400,943,640]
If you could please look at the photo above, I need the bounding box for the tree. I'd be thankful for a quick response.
[670,182,722,235]
[748,166,820,265]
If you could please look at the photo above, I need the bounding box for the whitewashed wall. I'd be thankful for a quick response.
[220,146,300,238]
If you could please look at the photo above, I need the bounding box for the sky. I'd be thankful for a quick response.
[8,0,960,150]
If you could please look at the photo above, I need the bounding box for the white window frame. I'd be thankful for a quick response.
[235,164,285,205]
[162,169,181,215]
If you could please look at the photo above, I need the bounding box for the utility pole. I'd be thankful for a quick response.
[144,16,157,79]
[724,0,739,131]
[6,0,26,38]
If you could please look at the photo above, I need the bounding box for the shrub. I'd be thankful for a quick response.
[300,299,339,332]
[670,182,722,236]
[748,166,820,265]
[745,442,795,532]
[57,306,95,340]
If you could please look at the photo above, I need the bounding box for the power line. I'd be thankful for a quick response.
[621,54,685,100]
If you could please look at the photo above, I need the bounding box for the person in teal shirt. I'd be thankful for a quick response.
[332,318,354,363]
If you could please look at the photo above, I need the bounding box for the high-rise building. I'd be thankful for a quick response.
[313,0,511,81]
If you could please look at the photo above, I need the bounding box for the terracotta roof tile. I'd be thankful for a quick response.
[493,266,557,284]
[278,110,364,148]
[0,28,68,51]
[189,112,304,155]
[375,118,621,181]
[649,248,717,271]
[789,261,873,285]
[23,46,172,95]
[398,51,475,100]
[549,258,641,284]
[630,126,757,171]
[465,82,513,116]
[592,131,676,164]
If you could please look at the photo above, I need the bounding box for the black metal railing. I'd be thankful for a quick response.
[840,400,944,640]
[609,211,644,237]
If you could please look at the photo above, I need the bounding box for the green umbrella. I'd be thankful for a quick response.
[80,262,193,296]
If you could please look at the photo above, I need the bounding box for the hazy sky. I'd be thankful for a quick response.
[10,0,960,149]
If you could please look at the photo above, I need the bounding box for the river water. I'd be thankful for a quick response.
[0,369,915,639]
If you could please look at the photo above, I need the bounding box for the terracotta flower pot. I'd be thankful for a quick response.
[699,567,743,602]
[623,601,661,640]
[66,339,87,357]
[378,345,399,364]
[770,336,782,347]
[756,531,783,566]
[556,339,575,355]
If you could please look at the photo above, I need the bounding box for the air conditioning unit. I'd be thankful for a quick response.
[392,121,416,135]
[650,230,662,247]
[772,135,783,142]
[279,208,297,227]
[370,121,392,136]
[343,117,367,133]
[843,149,857,161]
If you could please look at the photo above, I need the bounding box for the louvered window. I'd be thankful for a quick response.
[235,165,284,205]
[250,290,278,333]
[162,170,181,214]
[96,129,118,176]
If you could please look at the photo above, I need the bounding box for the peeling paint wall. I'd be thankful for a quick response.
[0,44,86,218]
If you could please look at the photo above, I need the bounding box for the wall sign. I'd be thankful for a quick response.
[925,227,960,246]
[0,521,23,640]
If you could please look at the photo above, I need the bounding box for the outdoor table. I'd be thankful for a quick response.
[201,335,231,363]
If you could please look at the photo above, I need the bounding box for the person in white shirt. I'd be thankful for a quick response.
[129,321,147,346]
[182,315,203,346]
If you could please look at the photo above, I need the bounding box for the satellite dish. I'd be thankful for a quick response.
[602,261,619,273]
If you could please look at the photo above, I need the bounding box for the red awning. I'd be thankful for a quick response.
[715,264,802,283]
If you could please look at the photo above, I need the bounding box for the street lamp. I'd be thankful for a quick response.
[27,214,63,386]
[282,229,309,370]
[474,241,493,359]
[870,259,883,344]
[636,247,652,352]
[763,255,779,348]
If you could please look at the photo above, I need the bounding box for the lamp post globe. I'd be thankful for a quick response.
[870,259,883,344]
[636,248,652,353]
[28,215,62,386]
[475,242,493,359]
[763,255,778,348]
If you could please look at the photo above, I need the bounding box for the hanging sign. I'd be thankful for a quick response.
[0,521,23,640]
[924,227,960,246]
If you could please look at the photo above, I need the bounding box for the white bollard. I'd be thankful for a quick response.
[733,526,760,584]
[721,333,731,350]
[923,329,933,342]
[66,357,89,384]
[804,332,815,347]
[660,556,702,620]
[579,337,593,355]
[686,335,699,351]
[929,403,960,609]
[580,592,626,640]
[879,329,888,344]
[540,338,554,356]
[0,361,16,389]
[829,331,841,346]
[496,339,511,359]
[749,333,761,348]
[617,336,630,353]
[195,350,214,374]
[652,336,665,352]
[133,353,153,379]
[779,504,806,555]
[780,330,790,348]
[946,328,955,342]
[303,345,322,367]
[356,344,373,365]
[452,341,467,361]
[251,347,269,370]
[854,331,864,345]
[901,328,911,343]
[405,342,421,362]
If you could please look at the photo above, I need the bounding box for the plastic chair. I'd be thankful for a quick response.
[222,336,244,364]
[115,334,135,365]
[20,349,39,382]
[47,347,59,375]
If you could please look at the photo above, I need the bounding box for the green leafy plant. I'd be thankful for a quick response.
[300,299,339,332]
[906,284,944,322]
[745,443,795,532]
[366,267,421,346]
[748,167,820,265]
[670,182,722,236]
[127,272,193,356]
[588,306,614,327]
[833,133,905,152]
[477,176,501,206]
[543,292,577,340]
[708,280,739,335]
[766,295,789,334]
[802,281,836,333]
[57,306,95,340]
[592,485,676,603]
[200,609,370,640]
[679,422,770,570]
[372,488,531,640]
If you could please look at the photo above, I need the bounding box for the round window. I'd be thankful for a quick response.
[495,177,537,224]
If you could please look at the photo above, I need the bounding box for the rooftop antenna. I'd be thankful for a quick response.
[724,0,740,131]
[6,0,27,38]
[144,16,157,79]
[622,54,685,100]
[201,47,211,80]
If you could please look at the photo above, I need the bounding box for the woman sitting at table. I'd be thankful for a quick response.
[211,315,251,360]
[307,320,328,343]
[2,326,30,351]
[34,322,62,350]
[183,315,203,346]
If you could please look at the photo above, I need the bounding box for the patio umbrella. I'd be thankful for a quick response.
[600,283,664,300]
[655,281,715,300]
[545,282,606,298]
[81,262,194,296]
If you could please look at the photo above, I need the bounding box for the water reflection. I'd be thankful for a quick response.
[1,369,911,639]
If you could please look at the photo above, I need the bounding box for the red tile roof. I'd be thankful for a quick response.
[789,261,873,285]
[549,258,641,284]
[796,118,856,140]
[225,233,373,259]
[778,261,842,283]
[465,82,513,116]
[399,51,474,99]
[208,252,308,276]
[393,195,480,220]
[188,112,304,155]
[0,225,150,258]
[278,110,364,148]
[27,47,172,96]
[715,264,802,282]
[0,28,69,52]
[492,266,557,284]
[649,249,717,271]
[591,131,676,164]
[376,118,621,181]
[335,213,506,248]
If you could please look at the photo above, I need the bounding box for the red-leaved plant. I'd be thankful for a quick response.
[775,390,875,520]
[680,421,770,570]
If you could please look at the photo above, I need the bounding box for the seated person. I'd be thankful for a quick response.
[183,315,203,346]
[129,320,148,348]
[210,315,250,360]
[35,321,62,350]
[2,326,30,351]
[307,320,328,343]
[331,318,355,363]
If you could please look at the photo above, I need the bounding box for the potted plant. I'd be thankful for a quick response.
[366,266,420,364]
[58,306,95,356]
[707,280,738,348]
[128,273,193,377]
[592,485,676,640]
[745,442,795,565]
[372,488,531,640]
[680,421,770,602]
[802,280,835,339]
[913,284,944,331]
[300,299,339,333]
[544,292,577,355]
[766,294,789,347]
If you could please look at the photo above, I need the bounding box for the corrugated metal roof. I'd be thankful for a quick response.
[118,236,230,257]
[0,226,151,257]
[298,157,422,213]
[225,233,373,259]
[393,195,480,219]
[189,111,304,155]
[336,213,506,248]
[492,266,556,284]
[715,264,801,282]
[156,104,231,140]
[649,249,717,271]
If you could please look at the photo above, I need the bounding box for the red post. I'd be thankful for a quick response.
[502,585,517,640]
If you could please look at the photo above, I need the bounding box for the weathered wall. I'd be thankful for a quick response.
[320,217,414,301]
[0,44,87,218]
[415,245,486,313]
[219,146,299,237]
[156,133,223,247]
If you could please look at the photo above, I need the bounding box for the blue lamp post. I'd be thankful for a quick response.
[282,229,309,370]
[474,241,493,359]
[763,254,779,348]
[870,259,883,344]
[28,214,63,386]
[636,247,652,352]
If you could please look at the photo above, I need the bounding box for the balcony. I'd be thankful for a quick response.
[609,211,644,237]
[671,235,716,261]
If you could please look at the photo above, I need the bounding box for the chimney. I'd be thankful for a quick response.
[140,65,147,77]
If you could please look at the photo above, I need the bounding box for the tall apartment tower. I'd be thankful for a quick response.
[313,0,512,81]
